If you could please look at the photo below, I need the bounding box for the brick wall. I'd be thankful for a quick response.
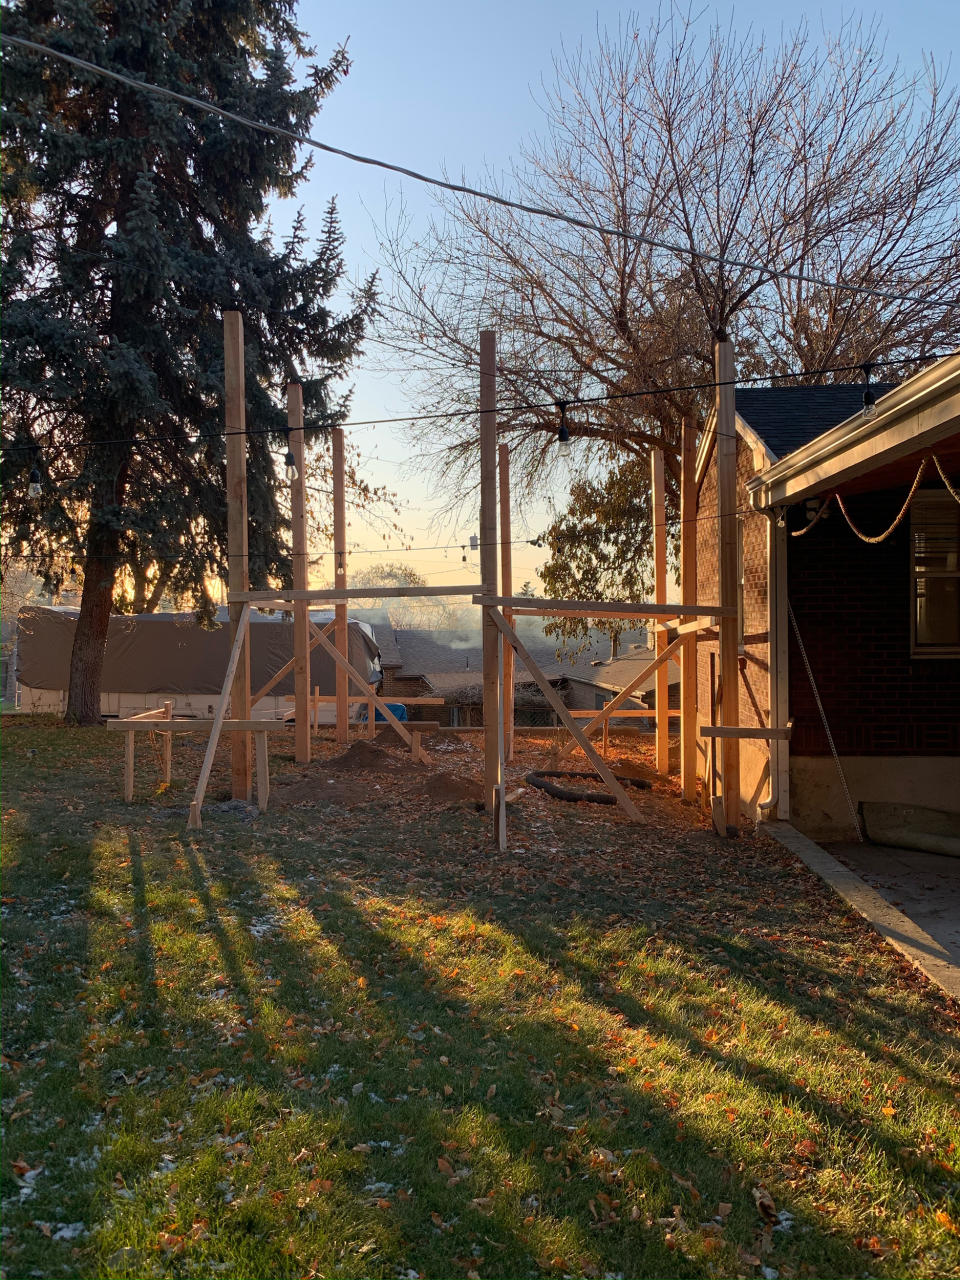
[787,485,960,756]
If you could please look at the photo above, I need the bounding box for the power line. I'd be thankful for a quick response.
[3,32,959,312]
[1,351,953,457]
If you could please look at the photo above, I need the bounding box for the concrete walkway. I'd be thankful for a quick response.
[765,822,960,999]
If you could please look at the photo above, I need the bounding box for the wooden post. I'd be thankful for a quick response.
[332,425,349,744]
[255,731,270,812]
[124,731,135,803]
[479,329,500,814]
[715,339,740,831]
[651,448,670,774]
[288,382,310,764]
[498,443,515,762]
[680,418,698,801]
[162,700,173,786]
[224,312,251,800]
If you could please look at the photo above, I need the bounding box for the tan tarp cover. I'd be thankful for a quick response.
[16,606,379,696]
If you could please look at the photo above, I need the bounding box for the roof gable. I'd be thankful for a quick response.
[735,384,895,460]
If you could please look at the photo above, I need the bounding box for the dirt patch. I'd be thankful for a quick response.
[325,740,408,773]
[404,770,485,808]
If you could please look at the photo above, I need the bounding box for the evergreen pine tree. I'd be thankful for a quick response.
[1,1,376,722]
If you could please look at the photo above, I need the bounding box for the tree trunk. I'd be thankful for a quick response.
[65,532,119,725]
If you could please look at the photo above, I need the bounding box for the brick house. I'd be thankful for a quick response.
[696,353,960,840]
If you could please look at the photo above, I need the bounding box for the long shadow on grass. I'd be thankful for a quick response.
[197,847,899,1280]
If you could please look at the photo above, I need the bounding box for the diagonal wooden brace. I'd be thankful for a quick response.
[487,608,640,821]
[251,620,334,706]
[188,603,251,830]
[559,633,685,760]
[309,625,415,750]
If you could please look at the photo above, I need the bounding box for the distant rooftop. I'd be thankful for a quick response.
[736,383,896,460]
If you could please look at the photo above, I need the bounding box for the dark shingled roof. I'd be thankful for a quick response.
[736,384,896,460]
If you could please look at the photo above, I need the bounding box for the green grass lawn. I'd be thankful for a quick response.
[2,715,959,1279]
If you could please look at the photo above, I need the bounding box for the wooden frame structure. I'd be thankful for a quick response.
[165,315,753,837]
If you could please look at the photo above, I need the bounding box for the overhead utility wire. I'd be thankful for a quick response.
[1,352,952,457]
[3,33,959,312]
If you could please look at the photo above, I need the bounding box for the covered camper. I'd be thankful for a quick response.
[15,606,381,720]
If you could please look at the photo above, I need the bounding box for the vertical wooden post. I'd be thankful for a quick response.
[715,338,740,831]
[162,700,173,786]
[498,443,515,762]
[224,311,251,800]
[287,382,310,764]
[332,425,349,744]
[680,418,698,801]
[479,329,500,814]
[651,448,670,775]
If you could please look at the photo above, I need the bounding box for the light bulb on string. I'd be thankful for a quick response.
[556,400,571,457]
[28,467,42,499]
[284,449,298,482]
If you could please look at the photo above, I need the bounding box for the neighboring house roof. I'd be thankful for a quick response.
[383,620,650,700]
[735,384,896,461]
[550,648,681,697]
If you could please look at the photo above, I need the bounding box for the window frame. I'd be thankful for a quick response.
[909,490,960,658]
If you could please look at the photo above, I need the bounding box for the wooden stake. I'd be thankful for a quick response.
[288,382,310,764]
[498,442,515,762]
[479,329,500,813]
[715,339,740,832]
[680,417,698,801]
[651,448,670,774]
[488,608,640,821]
[162,700,173,786]
[251,621,333,705]
[224,311,251,800]
[255,731,270,812]
[332,425,349,744]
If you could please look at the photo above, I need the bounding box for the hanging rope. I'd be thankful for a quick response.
[933,454,960,504]
[787,601,863,842]
[834,456,929,543]
[790,496,834,537]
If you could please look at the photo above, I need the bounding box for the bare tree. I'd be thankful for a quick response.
[378,8,960,522]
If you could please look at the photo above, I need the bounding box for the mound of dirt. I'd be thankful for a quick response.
[612,756,657,782]
[325,740,406,773]
[405,770,485,808]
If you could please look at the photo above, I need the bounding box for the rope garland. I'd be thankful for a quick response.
[791,452,959,542]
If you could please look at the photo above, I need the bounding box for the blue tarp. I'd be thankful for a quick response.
[359,702,408,723]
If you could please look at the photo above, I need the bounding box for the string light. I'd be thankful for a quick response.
[556,401,571,457]
[284,448,299,483]
[28,467,42,499]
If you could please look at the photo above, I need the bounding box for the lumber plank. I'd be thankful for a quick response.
[699,725,793,740]
[680,416,698,801]
[309,625,415,750]
[255,731,270,812]
[230,585,483,603]
[251,621,334,705]
[474,596,737,619]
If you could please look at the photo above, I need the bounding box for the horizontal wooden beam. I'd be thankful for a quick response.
[699,725,793,740]
[231,584,486,604]
[474,595,737,619]
[108,719,292,733]
[646,616,721,636]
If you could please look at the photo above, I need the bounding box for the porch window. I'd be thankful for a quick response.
[911,492,960,655]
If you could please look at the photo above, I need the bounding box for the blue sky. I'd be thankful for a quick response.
[283,0,957,588]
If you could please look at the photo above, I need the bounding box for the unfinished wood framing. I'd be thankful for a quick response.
[651,448,670,774]
[559,633,686,759]
[479,329,500,814]
[715,338,741,831]
[188,602,252,829]
[488,608,640,821]
[288,381,310,764]
[680,417,698,801]
[498,442,515,763]
[700,725,793,740]
[251,621,334,706]
[309,623,418,755]
[475,595,736,620]
[231,584,482,604]
[224,312,252,800]
[119,702,173,801]
[332,425,349,744]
